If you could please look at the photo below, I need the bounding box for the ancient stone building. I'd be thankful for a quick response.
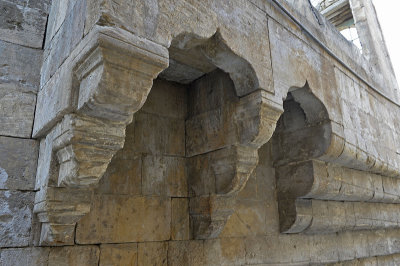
[1,0,400,264]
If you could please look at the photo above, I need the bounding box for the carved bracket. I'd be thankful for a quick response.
[186,71,283,239]
[34,27,169,245]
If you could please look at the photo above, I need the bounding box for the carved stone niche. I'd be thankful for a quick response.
[34,27,283,245]
[160,32,283,239]
[34,27,169,245]
[271,84,400,235]
[271,83,333,233]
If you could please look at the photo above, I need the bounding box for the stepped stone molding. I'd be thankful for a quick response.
[273,87,400,235]
[277,159,400,233]
[34,26,169,245]
[188,90,283,239]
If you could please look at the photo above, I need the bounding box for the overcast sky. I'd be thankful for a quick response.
[372,0,400,86]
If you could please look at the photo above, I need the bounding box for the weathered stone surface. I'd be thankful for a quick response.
[142,155,187,197]
[96,155,141,196]
[138,242,168,266]
[76,195,171,244]
[0,191,34,247]
[16,0,400,265]
[204,238,246,266]
[140,78,187,119]
[0,136,38,190]
[171,198,190,240]
[33,26,169,245]
[40,0,86,86]
[0,247,50,266]
[0,86,36,138]
[276,159,400,234]
[168,241,204,266]
[0,0,50,48]
[48,245,100,266]
[133,113,185,156]
[100,243,138,266]
[0,39,42,92]
[0,39,42,138]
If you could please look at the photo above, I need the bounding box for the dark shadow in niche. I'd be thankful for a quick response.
[270,83,331,233]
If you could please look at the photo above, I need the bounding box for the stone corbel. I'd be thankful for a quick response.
[34,27,169,245]
[178,30,283,239]
[188,88,283,239]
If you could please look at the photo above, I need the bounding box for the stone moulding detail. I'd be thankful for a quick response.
[34,25,284,245]
[34,27,169,246]
[272,86,400,234]
[277,159,400,234]
[188,89,283,239]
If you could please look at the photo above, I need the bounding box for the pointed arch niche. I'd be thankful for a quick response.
[33,28,283,245]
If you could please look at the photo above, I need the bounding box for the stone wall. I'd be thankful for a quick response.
[1,0,400,265]
[0,0,50,256]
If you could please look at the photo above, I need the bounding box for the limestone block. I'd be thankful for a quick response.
[171,198,190,240]
[0,136,38,190]
[0,0,49,48]
[0,247,50,266]
[97,155,141,196]
[0,39,42,137]
[34,59,75,137]
[244,235,310,265]
[133,113,185,156]
[76,195,171,243]
[309,234,341,263]
[0,39,42,92]
[44,0,73,48]
[0,191,34,247]
[138,242,168,266]
[142,155,187,197]
[221,199,268,238]
[141,79,187,119]
[100,243,138,266]
[186,70,238,157]
[168,241,204,266]
[48,245,100,266]
[0,86,36,138]
[204,238,246,266]
[41,0,86,85]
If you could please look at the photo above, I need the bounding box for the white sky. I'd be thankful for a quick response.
[372,0,400,87]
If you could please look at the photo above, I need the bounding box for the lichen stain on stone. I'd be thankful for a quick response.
[0,2,23,31]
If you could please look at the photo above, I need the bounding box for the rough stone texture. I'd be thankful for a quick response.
[0,136,38,190]
[171,198,190,240]
[137,242,168,266]
[0,191,34,247]
[48,246,100,266]
[0,247,50,266]
[76,195,171,244]
[0,39,42,138]
[2,0,400,264]
[168,241,205,266]
[0,0,51,48]
[100,243,138,266]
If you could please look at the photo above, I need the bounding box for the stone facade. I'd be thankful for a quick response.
[1,0,400,265]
